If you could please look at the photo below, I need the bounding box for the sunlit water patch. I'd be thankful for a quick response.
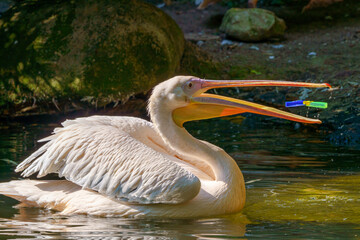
[0,115,359,239]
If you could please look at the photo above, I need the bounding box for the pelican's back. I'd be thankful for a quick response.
[13,116,201,205]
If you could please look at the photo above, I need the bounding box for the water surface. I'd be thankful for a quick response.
[0,115,359,239]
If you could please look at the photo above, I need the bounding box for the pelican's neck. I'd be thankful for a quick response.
[150,107,239,182]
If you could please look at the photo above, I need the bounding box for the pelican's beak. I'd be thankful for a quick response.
[173,79,331,127]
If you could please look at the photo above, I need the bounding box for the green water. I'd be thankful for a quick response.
[0,115,359,239]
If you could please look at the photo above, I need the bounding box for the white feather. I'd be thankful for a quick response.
[15,116,201,204]
[1,76,246,218]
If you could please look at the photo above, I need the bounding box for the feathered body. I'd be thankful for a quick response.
[1,116,245,217]
[0,77,247,218]
[0,76,329,217]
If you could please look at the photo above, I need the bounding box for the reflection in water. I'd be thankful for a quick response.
[245,175,360,224]
[0,209,247,239]
[0,117,359,239]
[0,122,57,181]
[233,149,324,168]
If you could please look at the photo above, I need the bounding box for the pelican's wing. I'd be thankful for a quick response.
[15,116,200,204]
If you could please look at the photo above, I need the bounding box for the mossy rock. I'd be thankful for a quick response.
[0,0,184,107]
[220,8,286,42]
[179,41,223,79]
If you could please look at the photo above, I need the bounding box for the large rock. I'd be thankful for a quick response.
[0,0,184,106]
[220,8,286,42]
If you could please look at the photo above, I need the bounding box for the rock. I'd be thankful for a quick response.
[219,8,286,42]
[271,44,284,49]
[0,0,184,106]
[178,41,221,79]
[221,39,234,45]
[308,51,317,57]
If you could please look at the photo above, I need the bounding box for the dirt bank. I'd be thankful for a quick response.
[163,0,360,147]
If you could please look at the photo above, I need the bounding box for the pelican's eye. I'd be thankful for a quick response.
[182,78,202,97]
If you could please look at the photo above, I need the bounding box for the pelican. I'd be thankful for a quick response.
[0,76,330,218]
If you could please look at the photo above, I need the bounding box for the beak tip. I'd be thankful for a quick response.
[312,119,322,124]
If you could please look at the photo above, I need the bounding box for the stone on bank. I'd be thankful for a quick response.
[220,8,286,42]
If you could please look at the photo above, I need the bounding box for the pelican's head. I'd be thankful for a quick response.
[149,76,331,128]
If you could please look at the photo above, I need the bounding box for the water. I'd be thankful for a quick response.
[0,115,359,239]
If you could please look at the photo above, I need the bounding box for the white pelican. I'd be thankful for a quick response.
[0,76,330,218]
